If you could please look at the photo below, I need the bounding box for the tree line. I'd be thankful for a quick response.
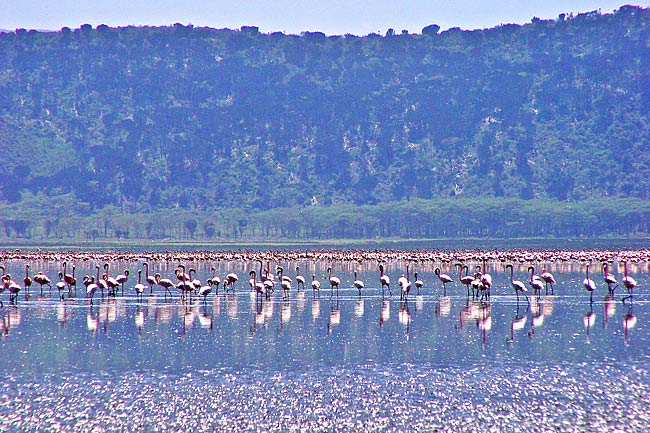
[1,198,648,241]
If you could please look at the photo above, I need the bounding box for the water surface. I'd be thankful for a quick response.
[1,258,648,431]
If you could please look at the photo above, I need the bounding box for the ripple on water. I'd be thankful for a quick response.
[1,363,650,432]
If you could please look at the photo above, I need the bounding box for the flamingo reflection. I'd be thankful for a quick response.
[0,306,21,336]
[623,302,637,346]
[603,294,616,328]
[354,297,364,318]
[312,298,320,320]
[436,295,451,318]
[506,301,529,344]
[86,306,99,334]
[328,301,340,333]
[135,306,145,335]
[583,302,596,340]
[379,299,390,327]
[415,294,424,312]
[477,302,492,349]
[197,305,212,330]
[296,291,306,313]
[226,294,238,319]
[399,300,411,338]
[281,300,292,325]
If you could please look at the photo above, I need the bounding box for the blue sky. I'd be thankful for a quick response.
[2,1,648,35]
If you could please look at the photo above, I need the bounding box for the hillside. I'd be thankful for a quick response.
[1,7,649,240]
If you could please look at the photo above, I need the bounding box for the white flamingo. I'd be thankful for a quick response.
[434,267,453,295]
[584,263,597,302]
[295,266,306,290]
[86,276,99,303]
[134,269,146,302]
[224,272,238,292]
[143,262,157,294]
[622,261,637,302]
[379,264,391,296]
[33,270,52,294]
[540,267,556,294]
[311,274,321,297]
[328,267,340,297]
[398,265,411,301]
[527,266,545,296]
[155,272,175,297]
[456,264,474,297]
[353,271,364,296]
[506,264,529,304]
[413,272,423,295]
[115,269,130,296]
[602,263,618,295]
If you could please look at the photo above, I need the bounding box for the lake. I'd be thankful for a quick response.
[0,255,649,431]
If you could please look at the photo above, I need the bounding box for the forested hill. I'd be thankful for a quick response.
[0,6,649,240]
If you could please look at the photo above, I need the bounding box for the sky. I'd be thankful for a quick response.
[2,1,649,35]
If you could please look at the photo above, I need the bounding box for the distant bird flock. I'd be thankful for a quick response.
[0,248,647,307]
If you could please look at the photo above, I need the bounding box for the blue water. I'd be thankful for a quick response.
[1,258,649,431]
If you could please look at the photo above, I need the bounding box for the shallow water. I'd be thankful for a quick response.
[1,259,649,431]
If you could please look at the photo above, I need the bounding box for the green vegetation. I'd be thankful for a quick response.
[1,197,648,242]
[0,7,649,241]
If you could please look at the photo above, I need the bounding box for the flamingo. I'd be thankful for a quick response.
[278,266,291,299]
[224,272,238,292]
[155,272,175,297]
[209,266,221,295]
[295,266,306,290]
[176,278,194,300]
[434,267,453,295]
[311,274,321,297]
[506,264,529,304]
[56,272,67,299]
[479,260,492,296]
[2,275,21,304]
[62,261,77,294]
[23,264,32,294]
[0,266,4,307]
[398,265,411,301]
[470,273,484,299]
[540,267,556,294]
[96,266,109,298]
[86,276,99,304]
[175,264,190,282]
[379,264,391,296]
[82,275,92,291]
[328,267,340,298]
[413,272,424,295]
[353,271,364,296]
[456,264,474,297]
[103,263,120,296]
[134,269,146,302]
[622,261,637,302]
[188,268,201,291]
[583,262,597,302]
[33,270,52,294]
[602,263,618,295]
[143,262,157,293]
[263,273,274,299]
[198,280,213,302]
[115,269,130,296]
[249,270,264,301]
[527,266,545,296]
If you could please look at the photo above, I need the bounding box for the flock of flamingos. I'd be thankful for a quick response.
[0,248,646,307]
